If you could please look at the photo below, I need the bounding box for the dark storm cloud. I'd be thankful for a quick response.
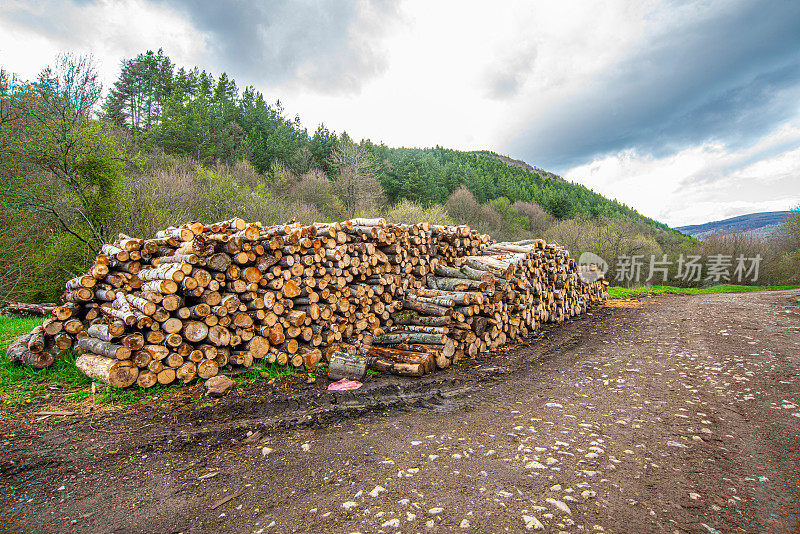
[508,1,800,170]
[158,0,398,93]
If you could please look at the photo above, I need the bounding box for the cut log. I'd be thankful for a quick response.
[373,332,447,345]
[208,325,231,346]
[1,302,57,316]
[176,362,197,383]
[77,337,131,360]
[246,336,270,359]
[197,359,219,379]
[6,334,54,368]
[75,354,137,387]
[401,299,450,317]
[121,333,145,350]
[282,279,301,298]
[27,326,45,353]
[183,321,209,343]
[428,277,489,292]
[157,367,176,385]
[136,370,158,388]
[393,311,451,326]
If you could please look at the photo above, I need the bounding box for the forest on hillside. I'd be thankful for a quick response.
[98,50,670,225]
[1,51,798,301]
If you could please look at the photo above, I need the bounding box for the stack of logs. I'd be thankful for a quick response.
[5,218,607,386]
[362,240,608,376]
[6,217,512,387]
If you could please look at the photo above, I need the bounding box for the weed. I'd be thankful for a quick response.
[65,390,91,402]
[232,362,298,385]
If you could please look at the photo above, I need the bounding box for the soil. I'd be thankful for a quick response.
[0,290,798,534]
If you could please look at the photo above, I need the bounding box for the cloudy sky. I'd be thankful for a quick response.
[1,0,799,226]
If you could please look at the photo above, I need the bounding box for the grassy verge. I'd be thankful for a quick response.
[608,284,800,299]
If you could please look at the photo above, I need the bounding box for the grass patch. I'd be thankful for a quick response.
[608,284,800,299]
[0,349,91,407]
[0,315,44,348]
[231,362,300,385]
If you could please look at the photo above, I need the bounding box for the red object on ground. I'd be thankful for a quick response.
[327,378,363,391]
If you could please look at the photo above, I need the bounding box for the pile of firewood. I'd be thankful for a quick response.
[4,217,607,387]
[361,240,607,376]
[5,218,504,387]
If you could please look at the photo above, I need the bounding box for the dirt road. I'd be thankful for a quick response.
[1,290,799,533]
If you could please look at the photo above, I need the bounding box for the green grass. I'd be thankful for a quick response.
[0,315,44,348]
[0,352,93,406]
[0,314,305,406]
[608,284,800,299]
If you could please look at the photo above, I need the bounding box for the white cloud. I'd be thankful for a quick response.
[565,119,800,226]
[0,0,206,91]
[290,0,654,150]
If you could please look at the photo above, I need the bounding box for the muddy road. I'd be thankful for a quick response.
[1,290,799,534]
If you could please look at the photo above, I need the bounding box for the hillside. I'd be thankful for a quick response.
[677,211,790,239]
[94,49,676,232]
[475,150,565,182]
[367,145,674,232]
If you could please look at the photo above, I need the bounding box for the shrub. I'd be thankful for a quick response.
[385,200,453,226]
[445,186,501,232]
[514,200,553,237]
[287,169,347,221]
[487,197,530,241]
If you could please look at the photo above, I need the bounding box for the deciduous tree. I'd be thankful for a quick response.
[331,137,384,218]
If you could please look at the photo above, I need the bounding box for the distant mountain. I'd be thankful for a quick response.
[677,211,791,239]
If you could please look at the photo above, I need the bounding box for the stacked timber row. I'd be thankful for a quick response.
[7,218,500,387]
[363,239,607,376]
